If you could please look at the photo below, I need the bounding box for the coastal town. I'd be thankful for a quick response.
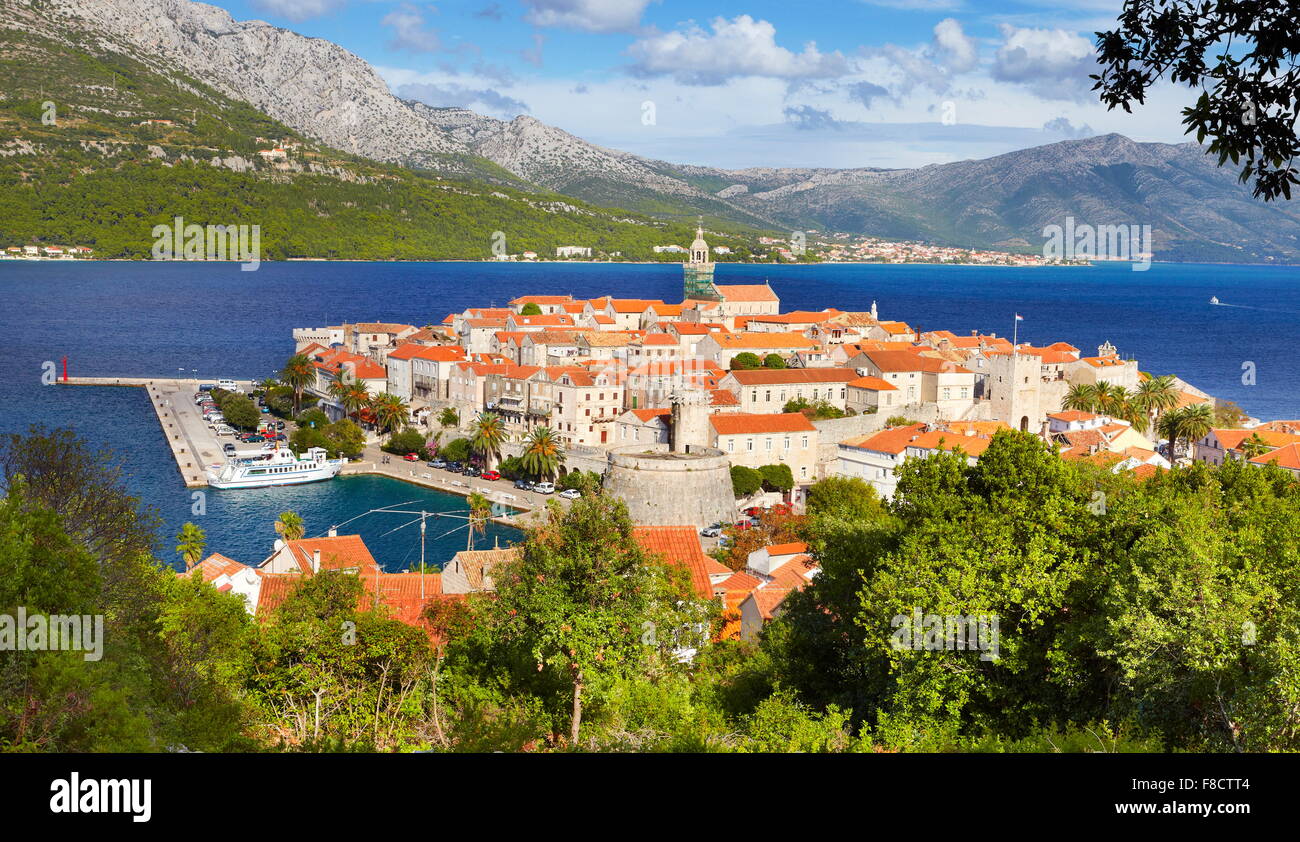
[167,226,1300,648]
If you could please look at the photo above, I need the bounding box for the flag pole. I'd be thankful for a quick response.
[1012,315,1018,355]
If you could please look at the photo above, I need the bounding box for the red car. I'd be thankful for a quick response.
[480,470,501,481]
[402,452,419,462]
[743,506,764,517]
[733,520,753,530]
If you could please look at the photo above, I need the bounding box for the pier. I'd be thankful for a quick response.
[57,376,546,525]
[59,376,254,487]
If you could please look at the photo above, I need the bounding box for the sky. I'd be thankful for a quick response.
[208,0,1198,169]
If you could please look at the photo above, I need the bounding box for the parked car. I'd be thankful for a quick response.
[700,524,723,537]
[462,464,482,477]
[402,452,419,462]
[533,481,556,494]
[428,458,446,469]
[558,488,581,500]
[733,520,752,530]
[217,379,238,392]
[514,479,533,491]
[480,470,501,481]
[222,443,237,456]
[446,461,463,472]
[244,435,265,443]
[198,383,215,392]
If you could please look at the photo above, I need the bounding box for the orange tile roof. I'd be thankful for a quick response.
[387,343,466,362]
[714,284,779,302]
[841,423,928,454]
[632,526,713,599]
[725,367,858,385]
[1250,443,1300,470]
[628,407,671,423]
[184,553,254,583]
[906,431,993,458]
[765,542,809,556]
[710,412,817,436]
[280,535,380,575]
[510,295,573,306]
[712,331,817,350]
[709,388,740,406]
[1048,410,1099,422]
[746,588,792,619]
[846,375,897,391]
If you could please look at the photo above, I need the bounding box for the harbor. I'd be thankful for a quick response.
[56,374,539,527]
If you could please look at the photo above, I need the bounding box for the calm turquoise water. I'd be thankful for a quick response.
[2,259,1297,566]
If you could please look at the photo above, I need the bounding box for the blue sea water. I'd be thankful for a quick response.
[1,259,1297,567]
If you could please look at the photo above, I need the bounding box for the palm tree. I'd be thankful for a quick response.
[275,510,305,542]
[1240,433,1273,460]
[438,407,459,428]
[521,426,565,480]
[369,392,410,441]
[1094,381,1125,416]
[470,411,506,470]
[1158,403,1214,466]
[329,380,369,423]
[1062,383,1099,413]
[176,522,206,571]
[1134,374,1180,429]
[281,354,315,415]
[1176,403,1214,461]
[466,491,491,551]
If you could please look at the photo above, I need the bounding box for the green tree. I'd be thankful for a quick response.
[466,495,697,743]
[275,511,305,542]
[805,476,885,522]
[1239,433,1272,459]
[731,465,763,498]
[519,302,543,316]
[439,437,472,463]
[471,412,506,470]
[763,353,787,369]
[1093,0,1300,200]
[280,354,315,416]
[1062,383,1099,413]
[176,521,207,571]
[220,393,260,430]
[759,463,794,493]
[439,407,460,428]
[369,393,410,441]
[521,426,565,480]
[466,491,491,551]
[730,352,762,370]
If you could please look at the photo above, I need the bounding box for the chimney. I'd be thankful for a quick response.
[312,549,321,573]
[327,526,338,537]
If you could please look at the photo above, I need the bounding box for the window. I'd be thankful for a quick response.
[801,435,809,448]
[800,466,808,478]
[942,387,951,400]
[765,438,773,451]
[727,439,734,453]
[765,390,771,402]
[784,436,791,450]
[751,391,758,402]
[746,439,754,452]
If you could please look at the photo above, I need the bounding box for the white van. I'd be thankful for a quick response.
[217,379,240,392]
[533,481,556,494]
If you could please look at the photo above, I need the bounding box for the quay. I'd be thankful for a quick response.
[56,376,544,526]
[59,376,253,488]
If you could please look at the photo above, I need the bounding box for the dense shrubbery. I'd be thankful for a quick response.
[289,409,365,459]
[6,426,1300,753]
[383,428,430,457]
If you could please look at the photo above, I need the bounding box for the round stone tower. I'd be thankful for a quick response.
[670,386,711,453]
[604,389,735,528]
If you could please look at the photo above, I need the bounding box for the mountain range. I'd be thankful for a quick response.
[9,0,1300,262]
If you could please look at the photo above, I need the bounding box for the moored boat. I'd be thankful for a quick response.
[206,445,343,489]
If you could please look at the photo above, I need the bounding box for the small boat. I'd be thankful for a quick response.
[206,445,343,489]
[1210,296,1220,305]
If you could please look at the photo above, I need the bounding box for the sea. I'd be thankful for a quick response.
[1,258,1297,569]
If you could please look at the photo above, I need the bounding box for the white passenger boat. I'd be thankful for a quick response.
[206,445,343,489]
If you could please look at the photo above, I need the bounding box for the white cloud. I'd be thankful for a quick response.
[382,3,441,53]
[627,16,850,85]
[522,0,653,34]
[992,24,1097,99]
[932,18,977,73]
[250,0,344,21]
[861,0,964,9]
